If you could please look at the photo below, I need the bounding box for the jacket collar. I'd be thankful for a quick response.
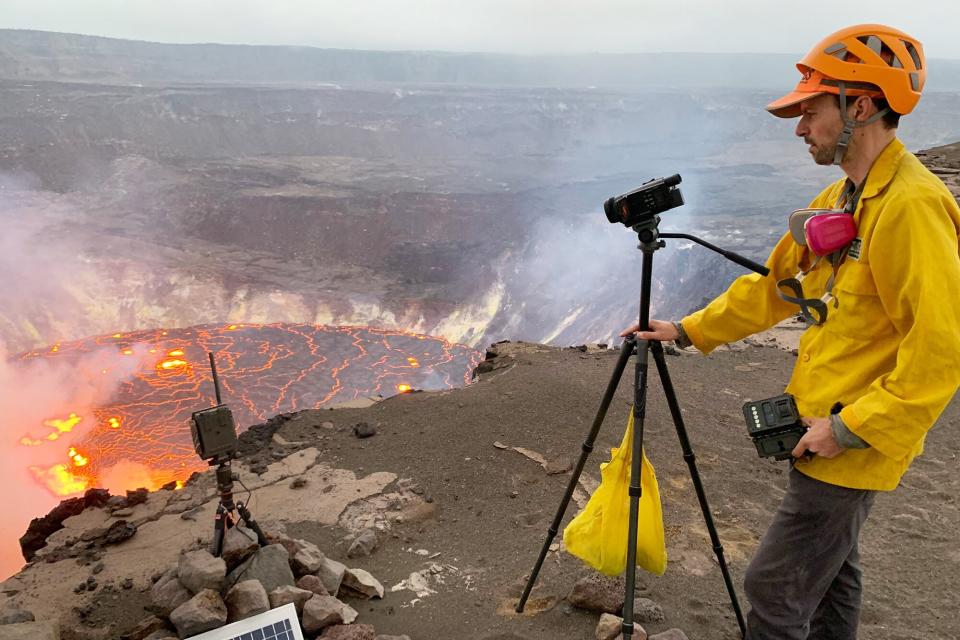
[858,137,906,202]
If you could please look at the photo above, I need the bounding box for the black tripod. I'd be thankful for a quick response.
[516,216,769,639]
[211,456,269,558]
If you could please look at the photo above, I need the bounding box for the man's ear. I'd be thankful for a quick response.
[852,95,876,122]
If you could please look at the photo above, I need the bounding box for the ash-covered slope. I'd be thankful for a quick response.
[2,336,958,640]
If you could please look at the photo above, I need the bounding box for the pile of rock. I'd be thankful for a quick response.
[566,573,691,640]
[128,528,401,640]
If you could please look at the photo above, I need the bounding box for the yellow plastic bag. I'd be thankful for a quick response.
[563,411,667,576]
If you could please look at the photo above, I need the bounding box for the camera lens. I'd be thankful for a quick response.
[603,197,619,224]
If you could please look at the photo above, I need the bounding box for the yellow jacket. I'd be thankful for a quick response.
[681,138,960,490]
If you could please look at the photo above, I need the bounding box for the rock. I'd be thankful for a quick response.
[111,508,135,518]
[142,631,177,640]
[221,528,259,571]
[301,595,358,634]
[320,624,376,640]
[268,585,314,614]
[225,580,269,622]
[149,569,192,617]
[102,520,138,545]
[118,615,166,640]
[169,590,228,639]
[596,613,624,640]
[568,573,625,614]
[346,529,378,558]
[291,540,326,576]
[632,597,665,623]
[0,621,59,640]
[340,567,384,599]
[18,488,110,561]
[375,636,412,640]
[178,550,226,594]
[316,557,347,596]
[226,545,296,594]
[545,457,573,475]
[0,607,34,625]
[295,574,329,596]
[352,422,377,438]
[649,631,688,640]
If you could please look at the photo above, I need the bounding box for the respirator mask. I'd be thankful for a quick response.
[777,205,859,325]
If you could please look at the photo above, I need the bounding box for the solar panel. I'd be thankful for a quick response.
[185,602,305,640]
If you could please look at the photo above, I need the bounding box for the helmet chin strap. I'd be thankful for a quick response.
[832,82,891,165]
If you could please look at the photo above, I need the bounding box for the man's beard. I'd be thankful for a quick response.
[810,132,853,165]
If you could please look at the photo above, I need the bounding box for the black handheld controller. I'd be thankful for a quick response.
[742,394,807,460]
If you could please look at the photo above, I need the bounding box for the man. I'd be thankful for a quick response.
[621,24,960,639]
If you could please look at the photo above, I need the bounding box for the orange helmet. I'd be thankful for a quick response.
[767,24,926,118]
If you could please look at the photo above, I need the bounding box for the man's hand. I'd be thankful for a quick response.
[792,416,845,459]
[619,319,680,342]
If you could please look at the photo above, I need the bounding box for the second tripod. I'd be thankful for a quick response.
[211,456,268,558]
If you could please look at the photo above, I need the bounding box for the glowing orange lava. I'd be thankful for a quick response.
[16,323,480,498]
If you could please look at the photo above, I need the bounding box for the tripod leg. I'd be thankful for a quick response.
[236,501,269,547]
[515,338,635,613]
[621,338,652,640]
[212,503,228,557]
[650,340,747,639]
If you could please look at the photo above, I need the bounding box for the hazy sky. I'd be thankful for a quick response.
[3,0,960,59]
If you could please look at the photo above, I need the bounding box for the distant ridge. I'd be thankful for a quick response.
[4,28,959,90]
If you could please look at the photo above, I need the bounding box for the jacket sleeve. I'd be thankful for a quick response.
[680,231,806,354]
[839,188,960,460]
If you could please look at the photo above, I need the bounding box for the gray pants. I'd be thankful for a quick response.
[744,468,876,640]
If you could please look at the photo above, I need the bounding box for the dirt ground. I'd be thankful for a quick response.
[261,335,960,640]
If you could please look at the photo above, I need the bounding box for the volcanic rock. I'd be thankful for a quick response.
[19,488,111,561]
[316,557,347,596]
[149,569,192,617]
[569,573,626,614]
[346,529,378,558]
[178,550,226,594]
[353,422,377,438]
[596,613,627,640]
[169,589,228,638]
[0,621,59,640]
[142,632,177,640]
[225,580,269,622]
[374,636,412,640]
[0,607,34,625]
[320,624,377,640]
[117,616,167,640]
[225,544,295,594]
[268,585,314,614]
[102,520,138,546]
[291,540,326,576]
[220,527,259,570]
[632,597,665,623]
[295,574,329,596]
[340,568,384,599]
[301,595,358,634]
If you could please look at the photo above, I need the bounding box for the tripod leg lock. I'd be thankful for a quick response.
[629,487,642,498]
[581,443,594,453]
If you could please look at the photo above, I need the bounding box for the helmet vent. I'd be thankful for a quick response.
[824,42,846,55]
[910,72,921,91]
[903,41,923,70]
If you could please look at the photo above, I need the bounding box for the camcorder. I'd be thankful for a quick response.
[604,174,684,228]
[742,394,808,460]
